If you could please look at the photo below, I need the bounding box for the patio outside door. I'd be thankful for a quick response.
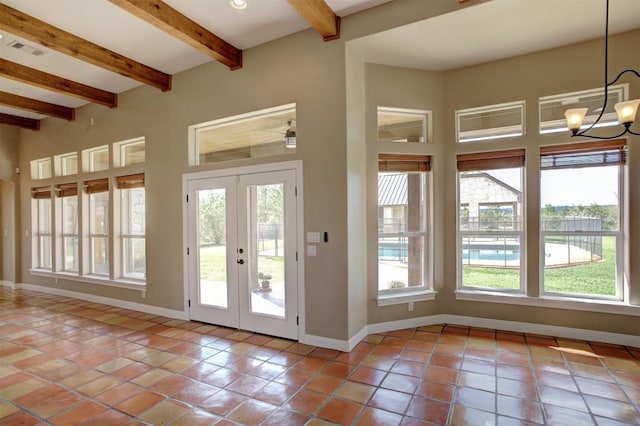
[186,169,298,340]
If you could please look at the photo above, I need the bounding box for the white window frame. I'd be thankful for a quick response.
[82,145,110,172]
[117,182,146,281]
[456,152,525,293]
[31,189,52,270]
[539,144,625,301]
[376,154,435,306]
[456,101,525,143]
[87,189,110,277]
[377,107,432,144]
[30,157,52,180]
[188,103,296,166]
[114,137,145,168]
[539,84,628,135]
[54,152,78,177]
[55,184,79,273]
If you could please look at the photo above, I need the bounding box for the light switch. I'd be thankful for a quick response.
[307,245,317,256]
[307,232,320,243]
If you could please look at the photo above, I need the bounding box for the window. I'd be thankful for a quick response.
[456,101,525,143]
[86,178,109,276]
[114,137,145,167]
[56,183,79,272]
[31,186,52,270]
[117,174,146,280]
[30,158,52,180]
[539,84,628,134]
[54,152,78,176]
[457,149,525,291]
[540,140,625,299]
[83,145,109,172]
[378,154,430,293]
[189,104,296,165]
[377,107,431,143]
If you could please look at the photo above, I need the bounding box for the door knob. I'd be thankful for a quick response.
[239,248,244,254]
[237,259,244,264]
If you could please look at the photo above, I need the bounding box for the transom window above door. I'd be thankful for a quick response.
[189,104,296,165]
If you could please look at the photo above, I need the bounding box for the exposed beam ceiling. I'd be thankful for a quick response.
[109,0,243,70]
[0,59,118,108]
[287,0,341,41]
[0,2,172,91]
[0,91,75,121]
[0,113,40,131]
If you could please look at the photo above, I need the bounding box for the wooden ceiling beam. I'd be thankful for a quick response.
[0,91,75,121]
[109,0,242,70]
[287,0,340,41]
[0,113,40,131]
[0,3,172,91]
[0,59,118,108]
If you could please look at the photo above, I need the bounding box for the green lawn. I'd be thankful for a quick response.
[462,236,616,295]
[199,245,285,285]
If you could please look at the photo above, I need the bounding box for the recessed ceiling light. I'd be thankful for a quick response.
[229,0,247,10]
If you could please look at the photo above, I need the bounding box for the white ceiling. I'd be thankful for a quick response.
[350,0,640,71]
[1,0,639,122]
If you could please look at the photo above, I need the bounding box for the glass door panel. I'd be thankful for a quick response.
[198,188,228,308]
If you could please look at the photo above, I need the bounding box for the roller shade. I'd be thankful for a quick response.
[378,154,431,172]
[31,186,51,199]
[116,173,145,189]
[540,139,627,170]
[457,149,525,172]
[84,178,109,194]
[56,182,78,197]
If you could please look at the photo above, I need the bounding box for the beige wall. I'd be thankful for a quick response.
[0,125,20,282]
[11,0,640,343]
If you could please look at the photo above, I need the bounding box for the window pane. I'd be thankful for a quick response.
[63,236,79,272]
[378,171,427,291]
[543,235,617,297]
[62,154,78,175]
[90,192,109,234]
[40,236,52,269]
[90,192,109,275]
[85,146,109,172]
[193,104,295,165]
[541,167,619,232]
[91,237,109,275]
[198,188,227,308]
[539,85,626,134]
[122,188,145,234]
[121,140,145,166]
[62,196,78,234]
[459,167,522,291]
[123,237,146,279]
[377,108,428,143]
[457,102,524,143]
[39,199,52,233]
[541,164,620,298]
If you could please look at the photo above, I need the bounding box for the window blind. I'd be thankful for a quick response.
[378,154,431,172]
[31,186,51,199]
[84,178,109,194]
[540,139,627,170]
[457,149,525,172]
[56,182,78,197]
[116,173,145,189]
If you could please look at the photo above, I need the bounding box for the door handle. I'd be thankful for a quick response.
[237,259,245,264]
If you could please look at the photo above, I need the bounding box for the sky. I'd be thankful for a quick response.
[486,166,619,207]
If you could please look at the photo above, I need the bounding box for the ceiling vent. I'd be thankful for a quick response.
[7,40,44,56]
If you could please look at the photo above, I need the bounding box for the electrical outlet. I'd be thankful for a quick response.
[408,302,414,311]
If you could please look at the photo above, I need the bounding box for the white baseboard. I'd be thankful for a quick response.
[6,282,188,321]
[3,281,637,349]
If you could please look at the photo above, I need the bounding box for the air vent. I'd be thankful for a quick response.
[7,40,44,56]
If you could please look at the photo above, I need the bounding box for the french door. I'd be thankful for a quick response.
[186,169,298,339]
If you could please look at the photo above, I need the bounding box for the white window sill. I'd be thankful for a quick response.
[455,290,640,316]
[377,290,437,307]
[29,269,146,295]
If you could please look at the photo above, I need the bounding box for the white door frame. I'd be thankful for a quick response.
[182,160,305,340]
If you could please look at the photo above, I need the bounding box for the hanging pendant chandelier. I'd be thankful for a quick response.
[564,0,640,139]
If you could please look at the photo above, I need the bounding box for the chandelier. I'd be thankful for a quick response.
[564,0,639,139]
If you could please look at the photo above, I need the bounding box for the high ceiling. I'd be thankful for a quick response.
[1,0,639,130]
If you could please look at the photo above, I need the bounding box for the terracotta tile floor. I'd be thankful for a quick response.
[1,288,639,425]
